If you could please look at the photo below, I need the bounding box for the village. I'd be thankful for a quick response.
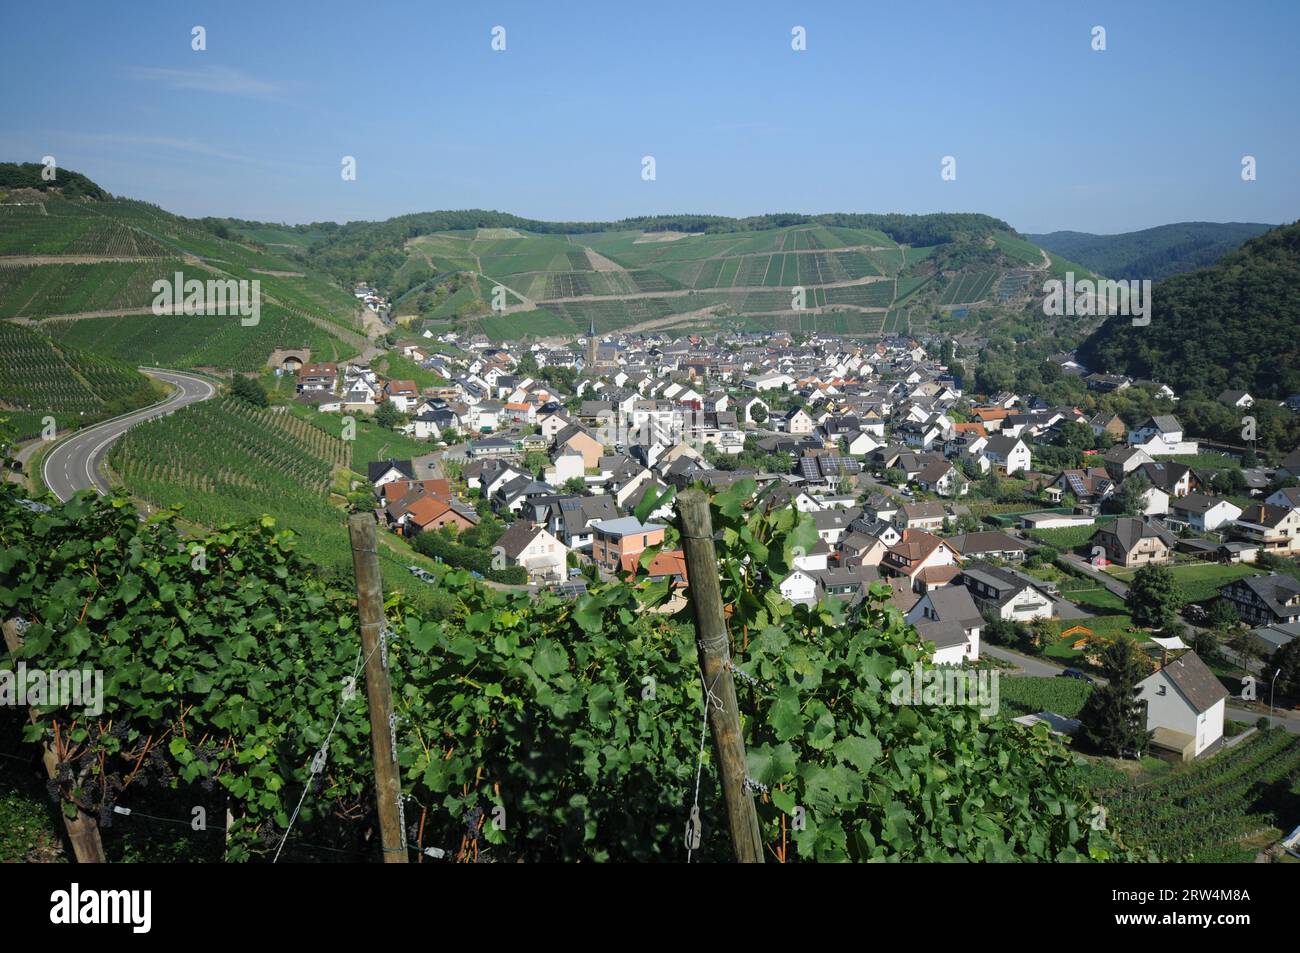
[269,319,1300,763]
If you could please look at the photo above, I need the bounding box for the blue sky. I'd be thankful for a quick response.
[2,0,1296,233]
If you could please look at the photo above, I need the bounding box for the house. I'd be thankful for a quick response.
[1102,446,1154,482]
[905,585,983,665]
[811,507,862,545]
[915,458,966,497]
[743,371,796,392]
[960,562,1055,622]
[779,569,819,606]
[591,517,666,574]
[1135,460,1197,498]
[554,424,605,469]
[1167,493,1242,533]
[1088,412,1127,440]
[882,530,962,591]
[1264,486,1300,511]
[297,362,338,393]
[1127,415,1197,457]
[948,532,1028,562]
[495,522,567,584]
[1216,389,1254,409]
[898,501,946,532]
[1217,573,1300,627]
[367,459,414,489]
[1089,517,1176,567]
[1137,652,1228,760]
[782,407,815,436]
[981,434,1031,475]
[1232,504,1300,555]
[1279,448,1300,479]
[1045,467,1113,505]
[400,495,479,536]
[383,380,420,413]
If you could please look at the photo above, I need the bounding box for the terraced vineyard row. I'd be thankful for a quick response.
[0,323,157,437]
[0,198,166,257]
[0,259,190,318]
[938,270,999,305]
[1096,729,1300,862]
[110,398,347,525]
[42,303,358,371]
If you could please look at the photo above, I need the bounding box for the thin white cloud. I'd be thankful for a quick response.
[129,66,287,99]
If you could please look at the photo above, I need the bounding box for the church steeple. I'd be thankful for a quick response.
[587,316,598,368]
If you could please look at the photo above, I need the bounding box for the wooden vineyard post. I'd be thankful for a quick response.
[347,513,409,863]
[2,618,106,863]
[675,489,765,863]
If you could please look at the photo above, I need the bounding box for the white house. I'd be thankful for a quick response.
[1168,493,1243,533]
[905,586,982,665]
[981,435,1032,476]
[496,522,567,584]
[1137,652,1228,760]
[960,563,1055,623]
[779,569,819,606]
[1128,415,1199,457]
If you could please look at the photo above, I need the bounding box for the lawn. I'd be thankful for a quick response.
[1108,561,1260,602]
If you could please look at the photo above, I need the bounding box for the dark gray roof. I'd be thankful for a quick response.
[1157,652,1229,713]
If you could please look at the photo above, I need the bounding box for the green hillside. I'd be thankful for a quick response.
[240,210,1059,341]
[1028,222,1273,282]
[1076,222,1300,398]
[0,163,364,373]
[0,322,159,439]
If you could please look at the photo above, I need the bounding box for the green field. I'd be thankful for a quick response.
[109,397,452,607]
[999,676,1093,718]
[1109,561,1261,602]
[42,304,359,371]
[0,322,160,438]
[0,260,193,318]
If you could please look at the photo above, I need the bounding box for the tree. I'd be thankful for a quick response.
[230,375,269,408]
[1056,420,1094,451]
[562,477,587,494]
[749,403,768,425]
[1207,599,1239,630]
[1125,564,1183,629]
[1112,473,1153,516]
[524,451,549,477]
[1080,638,1153,759]
[375,399,402,430]
[1273,639,1300,700]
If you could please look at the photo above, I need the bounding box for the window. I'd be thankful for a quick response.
[1156,685,1166,696]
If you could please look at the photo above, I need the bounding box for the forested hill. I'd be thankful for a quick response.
[0,161,111,200]
[1075,221,1300,399]
[1027,222,1273,282]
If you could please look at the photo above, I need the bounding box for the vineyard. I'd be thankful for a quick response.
[1093,730,1300,862]
[0,323,158,437]
[0,198,167,258]
[0,260,189,318]
[42,303,358,371]
[999,676,1093,718]
[0,476,1123,863]
[102,397,441,604]
[110,397,347,522]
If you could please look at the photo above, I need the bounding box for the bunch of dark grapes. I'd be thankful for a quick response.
[463,805,483,843]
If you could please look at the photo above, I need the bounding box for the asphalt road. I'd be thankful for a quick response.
[42,368,217,502]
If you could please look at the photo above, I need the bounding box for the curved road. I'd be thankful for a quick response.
[43,368,217,501]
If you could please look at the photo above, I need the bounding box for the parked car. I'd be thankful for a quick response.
[1059,668,1094,684]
